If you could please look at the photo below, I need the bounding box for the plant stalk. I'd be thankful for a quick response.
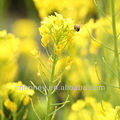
[46,55,57,120]
[13,112,16,120]
[111,0,120,86]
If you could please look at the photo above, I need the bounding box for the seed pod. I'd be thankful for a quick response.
[74,24,80,32]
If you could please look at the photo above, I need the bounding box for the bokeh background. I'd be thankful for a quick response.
[0,0,120,120]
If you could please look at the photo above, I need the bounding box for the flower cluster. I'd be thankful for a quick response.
[0,81,34,120]
[39,12,76,55]
[69,97,120,120]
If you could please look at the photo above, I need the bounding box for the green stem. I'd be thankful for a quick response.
[46,55,57,120]
[13,112,16,120]
[111,0,120,86]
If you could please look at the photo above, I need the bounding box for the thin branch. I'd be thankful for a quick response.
[94,0,111,22]
[54,70,65,83]
[30,99,41,120]
[95,62,120,89]
[51,78,62,95]
[86,27,115,52]
[38,69,48,92]
[49,95,69,116]
[102,57,118,78]
[50,101,70,106]
[30,81,46,95]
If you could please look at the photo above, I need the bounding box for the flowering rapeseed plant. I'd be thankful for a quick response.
[39,12,75,54]
[31,12,79,120]
[1,0,120,120]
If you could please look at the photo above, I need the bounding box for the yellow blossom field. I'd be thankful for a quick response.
[0,0,120,120]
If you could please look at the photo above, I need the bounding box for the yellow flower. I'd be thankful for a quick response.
[69,97,120,120]
[68,112,79,120]
[41,34,50,47]
[55,56,72,76]
[89,42,100,54]
[72,100,85,111]
[31,48,39,57]
[23,96,30,105]
[48,55,53,64]
[4,99,17,112]
[39,12,76,55]
[0,81,34,103]
[54,43,64,55]
[65,56,72,70]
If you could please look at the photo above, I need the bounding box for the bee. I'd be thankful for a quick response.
[74,24,80,32]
